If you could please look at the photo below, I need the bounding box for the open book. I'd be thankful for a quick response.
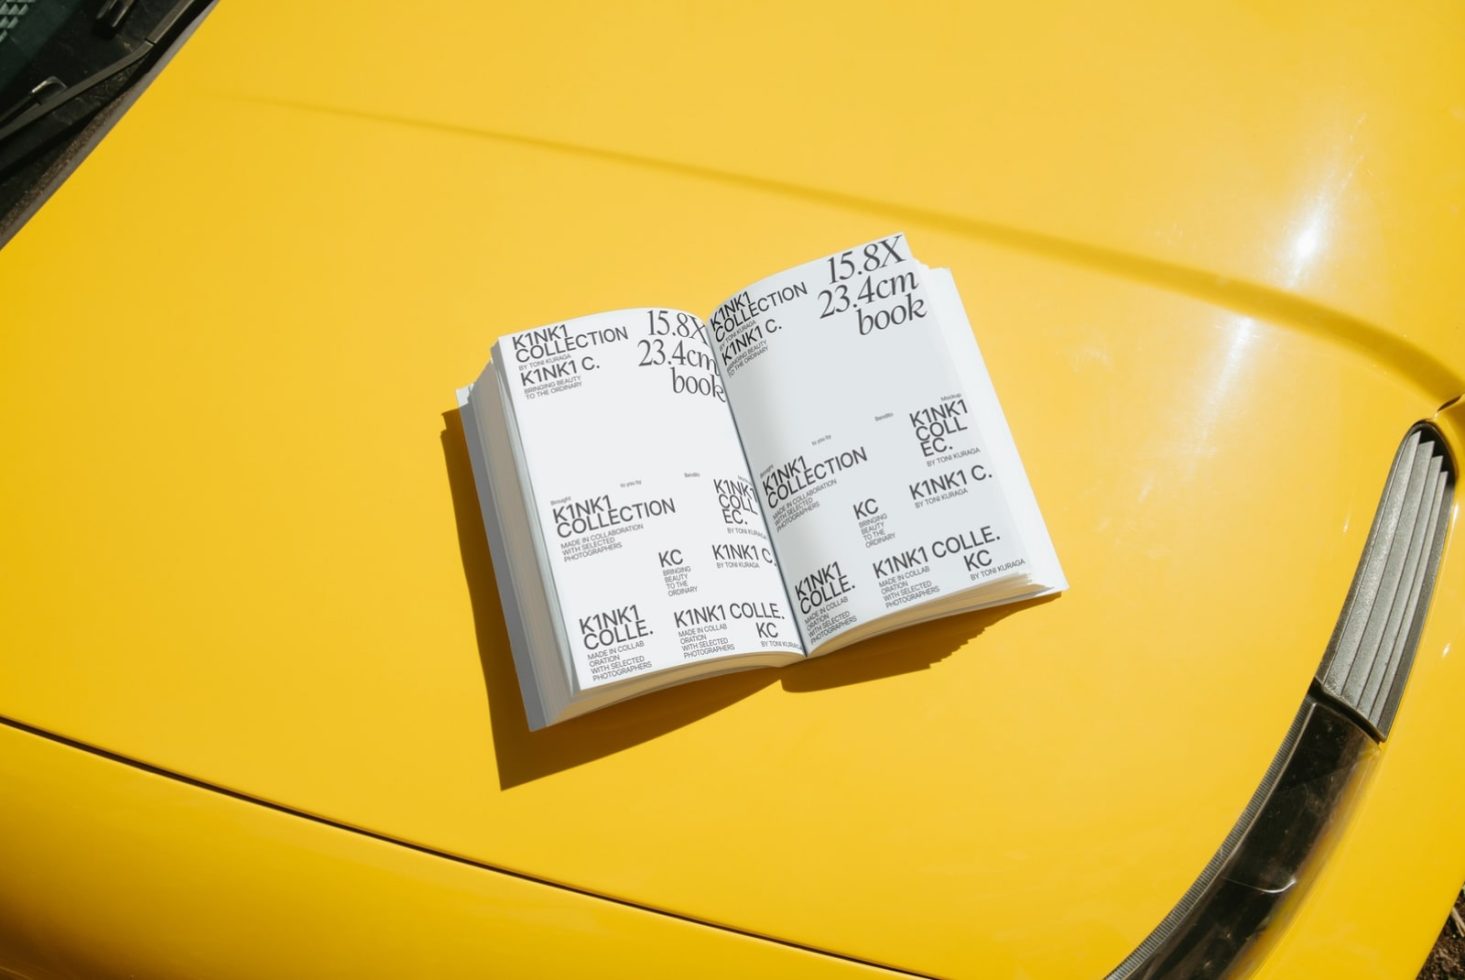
[458,234,1066,728]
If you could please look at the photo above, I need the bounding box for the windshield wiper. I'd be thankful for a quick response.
[0,0,214,248]
[0,76,67,132]
[0,0,204,147]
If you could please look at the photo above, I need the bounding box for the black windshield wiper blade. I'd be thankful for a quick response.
[97,0,140,31]
[0,43,153,145]
[0,76,67,132]
[0,0,214,248]
[0,0,206,147]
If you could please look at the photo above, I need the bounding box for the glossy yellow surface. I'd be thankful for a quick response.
[1,2,1463,977]
[0,721,886,978]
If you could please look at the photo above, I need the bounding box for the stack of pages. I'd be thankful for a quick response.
[458,234,1065,728]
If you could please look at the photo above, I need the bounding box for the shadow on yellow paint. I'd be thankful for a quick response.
[443,409,1054,789]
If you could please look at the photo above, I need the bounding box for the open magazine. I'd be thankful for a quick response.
[458,234,1066,728]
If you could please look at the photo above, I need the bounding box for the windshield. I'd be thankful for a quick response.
[3,3,87,90]
[2,3,91,92]
[1,1,115,107]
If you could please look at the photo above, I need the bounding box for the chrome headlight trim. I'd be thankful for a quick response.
[1317,422,1454,738]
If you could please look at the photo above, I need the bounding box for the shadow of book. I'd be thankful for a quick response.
[442,409,775,789]
[779,593,1058,693]
[443,409,1057,788]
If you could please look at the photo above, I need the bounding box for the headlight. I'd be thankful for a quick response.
[1108,422,1454,980]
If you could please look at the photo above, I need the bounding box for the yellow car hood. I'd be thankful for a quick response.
[2,3,1463,976]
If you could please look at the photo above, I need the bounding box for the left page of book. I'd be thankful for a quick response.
[496,309,804,692]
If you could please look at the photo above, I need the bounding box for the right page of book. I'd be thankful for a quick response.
[708,233,1064,651]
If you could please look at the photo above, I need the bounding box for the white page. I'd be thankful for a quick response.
[927,267,1067,595]
[708,234,1040,649]
[498,309,803,690]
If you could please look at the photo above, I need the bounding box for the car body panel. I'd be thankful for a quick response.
[185,0,1465,398]
[1,2,1462,977]
[0,721,890,979]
